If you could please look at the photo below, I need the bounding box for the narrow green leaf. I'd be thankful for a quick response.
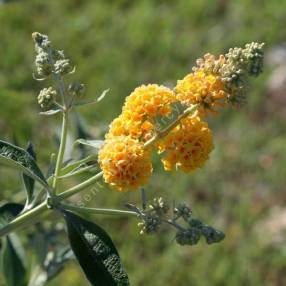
[59,155,96,176]
[74,139,104,149]
[0,140,49,189]
[1,234,26,286]
[23,142,36,205]
[39,109,61,116]
[63,210,130,286]
[74,89,110,107]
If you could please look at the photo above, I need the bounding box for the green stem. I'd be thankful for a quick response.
[0,202,47,237]
[0,171,103,237]
[57,171,103,200]
[61,203,137,217]
[52,111,69,193]
[144,104,198,148]
[58,164,96,179]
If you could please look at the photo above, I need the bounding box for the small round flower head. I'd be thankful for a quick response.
[98,136,153,192]
[158,116,213,172]
[123,84,176,118]
[175,71,226,115]
[37,87,57,108]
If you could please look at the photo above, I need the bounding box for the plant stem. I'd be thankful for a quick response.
[144,104,198,148]
[57,171,103,200]
[52,111,69,193]
[0,171,104,237]
[0,202,47,237]
[61,203,138,217]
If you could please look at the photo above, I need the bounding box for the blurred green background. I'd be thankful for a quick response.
[1,0,286,285]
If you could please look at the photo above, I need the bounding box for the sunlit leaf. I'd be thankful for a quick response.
[74,89,110,107]
[39,109,61,116]
[74,139,104,149]
[23,142,36,206]
[0,140,49,189]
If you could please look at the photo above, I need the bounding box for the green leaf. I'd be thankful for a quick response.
[0,140,49,189]
[23,142,36,206]
[1,234,26,286]
[0,203,24,228]
[39,109,61,116]
[74,139,104,149]
[63,210,130,286]
[59,155,96,177]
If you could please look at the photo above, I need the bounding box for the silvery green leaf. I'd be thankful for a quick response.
[0,140,49,190]
[74,89,110,107]
[39,109,61,116]
[23,142,36,206]
[74,139,104,149]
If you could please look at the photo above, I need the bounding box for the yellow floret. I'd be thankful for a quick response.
[158,116,213,172]
[175,71,226,115]
[98,136,153,192]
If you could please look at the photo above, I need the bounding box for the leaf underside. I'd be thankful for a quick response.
[0,140,48,189]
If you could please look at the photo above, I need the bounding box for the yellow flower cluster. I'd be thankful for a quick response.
[175,71,226,115]
[98,43,264,191]
[98,137,152,192]
[107,84,176,141]
[158,117,213,172]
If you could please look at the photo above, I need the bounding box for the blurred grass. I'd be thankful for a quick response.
[1,0,286,285]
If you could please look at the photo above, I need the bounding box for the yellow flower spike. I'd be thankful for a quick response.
[98,136,153,192]
[158,116,213,172]
[175,71,227,116]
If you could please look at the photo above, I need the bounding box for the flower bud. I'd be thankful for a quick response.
[138,214,161,234]
[32,32,50,50]
[35,52,53,77]
[68,82,85,98]
[54,59,73,75]
[201,225,225,244]
[174,203,192,220]
[149,197,169,216]
[38,87,57,108]
[175,228,201,245]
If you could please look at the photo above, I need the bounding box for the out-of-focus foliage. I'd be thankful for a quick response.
[1,0,286,285]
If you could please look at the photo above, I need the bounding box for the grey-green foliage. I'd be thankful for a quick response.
[0,140,48,189]
[64,210,130,286]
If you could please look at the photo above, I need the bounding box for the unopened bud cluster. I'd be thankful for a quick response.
[193,42,265,105]
[32,32,85,109]
[37,87,57,108]
[131,198,225,246]
[176,218,225,246]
